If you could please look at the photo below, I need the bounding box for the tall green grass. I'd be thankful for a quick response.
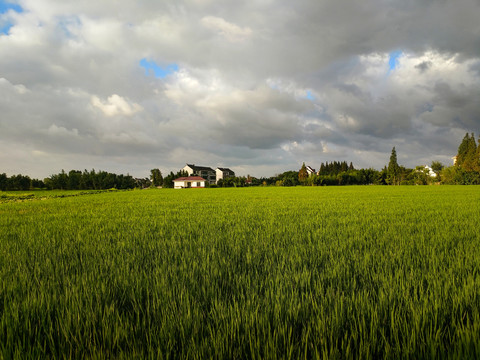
[1,186,479,358]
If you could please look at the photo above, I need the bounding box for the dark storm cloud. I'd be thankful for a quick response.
[415,61,433,72]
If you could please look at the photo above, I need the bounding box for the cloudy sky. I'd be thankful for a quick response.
[1,0,479,178]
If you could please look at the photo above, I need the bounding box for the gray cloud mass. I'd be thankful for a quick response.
[1,0,479,178]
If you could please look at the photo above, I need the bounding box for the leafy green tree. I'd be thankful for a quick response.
[7,174,31,190]
[150,168,163,187]
[431,161,443,174]
[414,166,429,185]
[31,178,45,189]
[430,161,443,182]
[68,170,82,190]
[387,147,400,185]
[135,178,151,188]
[0,173,7,191]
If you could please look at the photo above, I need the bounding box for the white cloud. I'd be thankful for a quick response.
[91,94,143,117]
[201,16,252,42]
[47,124,79,137]
[0,77,29,94]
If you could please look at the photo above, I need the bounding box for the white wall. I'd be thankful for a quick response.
[174,180,205,189]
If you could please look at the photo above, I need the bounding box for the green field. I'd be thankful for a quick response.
[1,186,479,359]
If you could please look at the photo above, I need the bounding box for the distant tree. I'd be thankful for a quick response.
[7,174,31,190]
[150,168,163,187]
[319,163,326,175]
[387,147,400,185]
[475,136,480,172]
[135,177,151,188]
[374,166,387,185]
[456,133,475,167]
[431,161,443,174]
[280,171,300,186]
[31,178,45,189]
[44,169,136,190]
[102,172,116,189]
[361,168,378,185]
[462,133,477,171]
[430,161,444,182]
[414,166,429,185]
[0,173,7,191]
[298,163,308,184]
[68,170,82,190]
[163,170,187,188]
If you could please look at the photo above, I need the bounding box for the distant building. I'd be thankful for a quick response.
[173,176,206,189]
[423,166,437,177]
[216,167,235,183]
[183,164,216,185]
[452,156,458,166]
[306,166,316,176]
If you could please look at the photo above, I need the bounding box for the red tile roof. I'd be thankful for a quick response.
[174,176,206,181]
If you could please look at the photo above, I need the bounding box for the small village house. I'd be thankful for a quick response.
[183,164,217,185]
[215,167,235,183]
[173,176,206,189]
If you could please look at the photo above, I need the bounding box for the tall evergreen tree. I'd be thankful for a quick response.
[387,147,400,185]
[298,163,308,184]
[475,136,480,172]
[462,133,477,171]
[456,133,471,167]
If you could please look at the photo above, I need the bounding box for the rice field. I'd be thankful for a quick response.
[1,186,479,359]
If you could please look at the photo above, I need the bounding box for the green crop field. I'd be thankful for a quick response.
[1,186,479,359]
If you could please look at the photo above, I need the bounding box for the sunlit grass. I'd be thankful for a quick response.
[1,186,479,358]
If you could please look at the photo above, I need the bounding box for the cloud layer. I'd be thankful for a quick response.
[1,0,479,178]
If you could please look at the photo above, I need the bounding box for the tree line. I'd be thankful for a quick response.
[441,132,480,184]
[0,170,138,191]
[45,170,138,190]
[0,174,39,191]
[276,132,479,187]
[2,132,480,190]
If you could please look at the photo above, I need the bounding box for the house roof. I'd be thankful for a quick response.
[306,166,316,173]
[174,176,206,182]
[216,167,234,172]
[185,164,215,172]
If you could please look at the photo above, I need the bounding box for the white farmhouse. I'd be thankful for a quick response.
[173,176,206,189]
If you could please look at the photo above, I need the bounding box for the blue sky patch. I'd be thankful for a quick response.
[0,1,22,35]
[1,23,12,34]
[57,16,81,39]
[140,59,179,78]
[0,1,23,14]
[388,50,402,73]
[305,90,315,101]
